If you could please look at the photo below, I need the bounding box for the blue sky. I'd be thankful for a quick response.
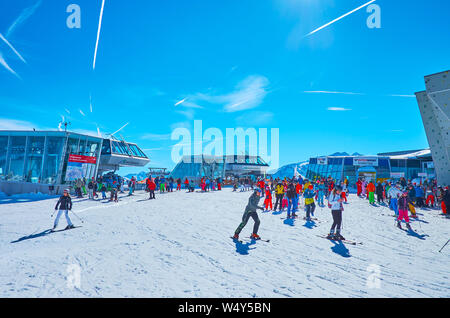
[0,0,449,175]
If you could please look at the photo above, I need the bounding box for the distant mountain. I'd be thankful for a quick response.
[270,161,309,179]
[123,171,148,181]
[329,152,364,157]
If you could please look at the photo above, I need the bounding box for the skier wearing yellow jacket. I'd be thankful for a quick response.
[274,182,285,211]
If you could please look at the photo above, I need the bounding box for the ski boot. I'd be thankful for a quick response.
[406,223,412,231]
[326,232,335,240]
[397,221,402,230]
[250,233,261,240]
[65,224,75,230]
[335,233,346,241]
[232,233,239,240]
[292,213,298,218]
[50,226,56,233]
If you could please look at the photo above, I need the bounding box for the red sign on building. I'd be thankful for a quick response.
[68,154,97,164]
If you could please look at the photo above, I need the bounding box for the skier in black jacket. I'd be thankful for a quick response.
[52,189,74,231]
[233,189,264,240]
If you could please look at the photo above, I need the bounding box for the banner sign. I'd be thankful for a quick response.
[418,173,427,177]
[353,157,378,167]
[68,154,97,164]
[390,172,405,178]
[317,157,328,165]
[65,155,97,181]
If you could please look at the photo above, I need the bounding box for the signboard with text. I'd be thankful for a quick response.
[353,157,378,167]
[317,157,328,165]
[65,155,97,181]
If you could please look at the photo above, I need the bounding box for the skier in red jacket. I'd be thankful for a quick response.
[147,178,156,199]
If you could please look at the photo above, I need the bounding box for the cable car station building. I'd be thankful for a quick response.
[0,130,149,195]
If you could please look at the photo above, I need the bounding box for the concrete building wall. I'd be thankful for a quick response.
[416,70,450,185]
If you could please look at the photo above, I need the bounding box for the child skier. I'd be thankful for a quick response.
[397,192,413,230]
[52,189,74,231]
[233,189,264,240]
[303,184,316,221]
[264,186,273,211]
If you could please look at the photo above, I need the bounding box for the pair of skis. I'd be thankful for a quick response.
[317,235,362,246]
[230,236,270,243]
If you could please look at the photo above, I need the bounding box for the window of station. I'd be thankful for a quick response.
[0,136,8,179]
[7,136,26,181]
[101,140,111,154]
[24,136,45,183]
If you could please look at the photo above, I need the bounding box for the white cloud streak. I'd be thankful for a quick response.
[111,122,129,136]
[0,33,26,64]
[93,0,106,70]
[307,0,376,37]
[0,52,20,78]
[327,107,352,111]
[304,90,364,95]
[6,0,42,38]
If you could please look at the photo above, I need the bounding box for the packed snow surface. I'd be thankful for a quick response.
[0,188,449,297]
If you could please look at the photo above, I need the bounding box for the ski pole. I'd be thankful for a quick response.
[70,210,85,223]
[439,239,450,253]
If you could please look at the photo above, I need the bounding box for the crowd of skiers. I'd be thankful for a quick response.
[232,175,351,241]
[54,173,449,241]
[143,176,224,199]
[232,175,450,241]
[355,177,449,230]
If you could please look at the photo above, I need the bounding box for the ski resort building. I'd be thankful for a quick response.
[170,155,269,181]
[0,130,149,195]
[415,70,450,186]
[305,150,435,186]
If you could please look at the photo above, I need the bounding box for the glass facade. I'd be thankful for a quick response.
[101,139,148,158]
[306,156,434,187]
[0,132,103,185]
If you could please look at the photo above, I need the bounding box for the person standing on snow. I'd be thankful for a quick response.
[376,182,384,204]
[233,189,264,240]
[286,182,297,218]
[303,184,316,221]
[264,186,273,211]
[274,182,284,211]
[327,186,345,240]
[388,183,402,216]
[367,181,376,205]
[52,189,74,231]
[397,192,413,231]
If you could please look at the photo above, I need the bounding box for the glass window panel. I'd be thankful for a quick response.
[67,138,79,154]
[43,137,64,184]
[25,136,45,183]
[0,136,8,179]
[8,136,26,181]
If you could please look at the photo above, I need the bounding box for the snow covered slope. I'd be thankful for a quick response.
[0,189,449,297]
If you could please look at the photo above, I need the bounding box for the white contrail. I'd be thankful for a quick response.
[304,90,364,95]
[6,0,42,38]
[64,108,71,114]
[111,122,129,136]
[307,0,376,36]
[93,0,106,70]
[90,94,93,112]
[0,52,20,78]
[175,98,187,106]
[0,33,27,63]
[79,109,86,116]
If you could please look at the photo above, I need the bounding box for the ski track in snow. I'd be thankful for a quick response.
[0,189,449,297]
